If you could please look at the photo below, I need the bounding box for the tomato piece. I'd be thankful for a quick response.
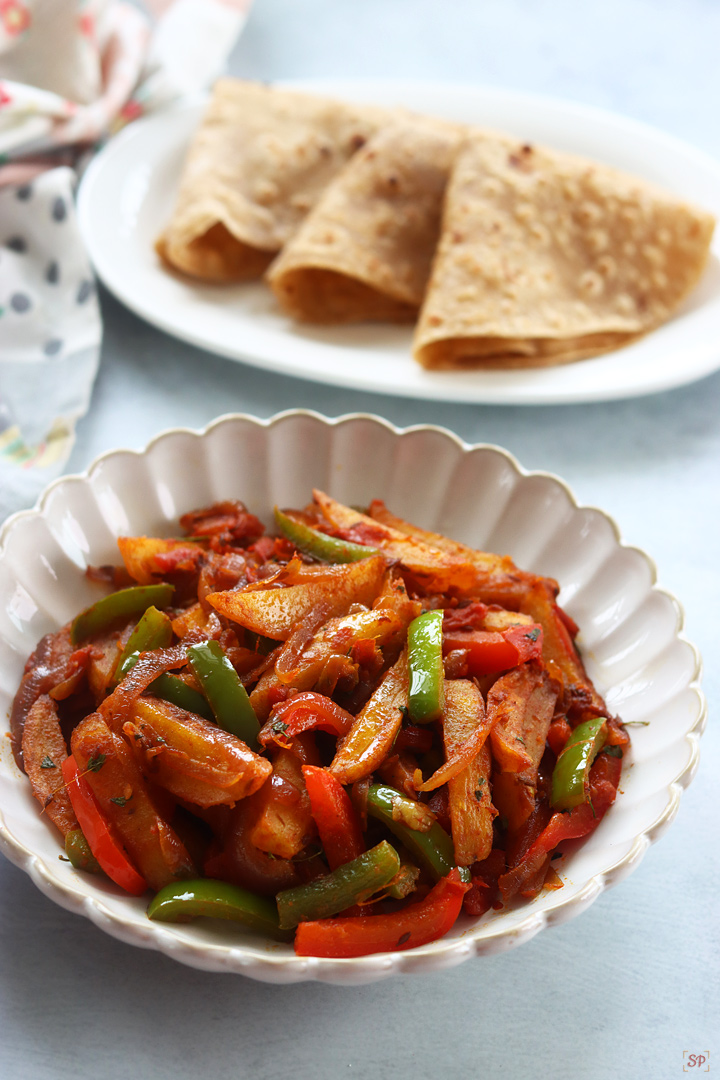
[179,501,265,543]
[394,724,434,754]
[442,624,543,676]
[498,751,623,902]
[547,716,572,757]
[463,849,507,917]
[540,751,622,847]
[441,602,489,631]
[259,692,355,748]
[605,718,630,748]
[294,869,470,957]
[61,755,147,896]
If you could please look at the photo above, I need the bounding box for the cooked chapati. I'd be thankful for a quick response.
[413,132,715,368]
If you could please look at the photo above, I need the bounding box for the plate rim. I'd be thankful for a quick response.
[77,79,720,407]
[0,409,707,981]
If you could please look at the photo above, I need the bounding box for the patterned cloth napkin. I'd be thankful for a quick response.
[0,0,251,521]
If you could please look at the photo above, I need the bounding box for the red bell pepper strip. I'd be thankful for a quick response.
[302,765,365,870]
[442,623,543,676]
[259,692,355,748]
[294,868,470,958]
[61,755,147,896]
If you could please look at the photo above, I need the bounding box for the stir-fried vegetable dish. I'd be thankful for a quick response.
[11,493,629,958]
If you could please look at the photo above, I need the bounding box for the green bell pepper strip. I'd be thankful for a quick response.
[147,879,289,939]
[274,507,380,564]
[276,840,401,930]
[148,672,215,722]
[187,640,260,749]
[112,606,173,686]
[407,609,445,724]
[366,784,456,881]
[71,583,175,645]
[65,827,101,873]
[551,716,608,811]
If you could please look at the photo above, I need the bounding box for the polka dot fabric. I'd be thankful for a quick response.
[0,167,101,517]
[0,1,252,520]
[0,167,101,363]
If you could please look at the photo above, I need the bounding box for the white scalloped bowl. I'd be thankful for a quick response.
[0,412,705,984]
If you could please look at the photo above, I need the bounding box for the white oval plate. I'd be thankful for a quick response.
[0,412,705,983]
[77,80,720,406]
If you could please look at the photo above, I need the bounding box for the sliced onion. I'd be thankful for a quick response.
[414,722,492,792]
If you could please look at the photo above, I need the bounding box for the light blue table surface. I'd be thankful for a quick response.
[2,3,718,1078]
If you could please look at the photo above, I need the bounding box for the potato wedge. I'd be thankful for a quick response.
[250,743,319,859]
[22,695,77,837]
[330,650,408,784]
[443,680,496,865]
[314,490,533,603]
[117,536,204,586]
[277,605,406,689]
[71,711,195,890]
[368,498,513,574]
[207,554,386,639]
[488,661,558,781]
[520,579,606,718]
[314,490,478,588]
[127,698,272,807]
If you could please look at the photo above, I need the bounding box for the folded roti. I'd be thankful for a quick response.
[156,80,390,283]
[266,118,463,322]
[414,133,716,368]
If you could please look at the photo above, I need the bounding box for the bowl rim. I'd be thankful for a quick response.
[0,410,707,982]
